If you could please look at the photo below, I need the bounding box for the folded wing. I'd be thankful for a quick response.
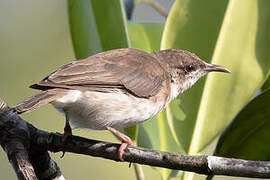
[32,48,167,98]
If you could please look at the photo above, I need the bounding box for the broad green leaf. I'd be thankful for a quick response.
[68,0,101,58]
[161,0,229,153]
[189,0,270,155]
[128,23,163,52]
[90,0,129,51]
[127,22,181,179]
[262,76,270,90]
[162,0,228,60]
[215,89,270,160]
[68,0,129,59]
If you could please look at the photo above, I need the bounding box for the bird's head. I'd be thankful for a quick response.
[152,49,231,99]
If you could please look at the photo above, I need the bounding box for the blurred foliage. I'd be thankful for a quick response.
[215,89,270,160]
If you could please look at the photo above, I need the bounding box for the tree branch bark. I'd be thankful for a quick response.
[1,98,270,179]
[0,100,63,180]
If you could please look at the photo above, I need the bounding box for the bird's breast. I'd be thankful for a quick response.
[51,90,167,130]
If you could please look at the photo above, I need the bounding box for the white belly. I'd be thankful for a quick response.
[51,90,165,130]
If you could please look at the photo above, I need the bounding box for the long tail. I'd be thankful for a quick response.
[12,89,67,114]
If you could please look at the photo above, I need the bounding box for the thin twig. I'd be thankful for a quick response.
[134,164,145,180]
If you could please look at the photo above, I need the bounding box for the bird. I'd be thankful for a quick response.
[13,48,230,161]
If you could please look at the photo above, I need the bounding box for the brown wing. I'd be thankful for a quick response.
[32,48,167,98]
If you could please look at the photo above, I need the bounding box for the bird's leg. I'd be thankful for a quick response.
[60,115,73,158]
[61,115,73,143]
[106,127,134,162]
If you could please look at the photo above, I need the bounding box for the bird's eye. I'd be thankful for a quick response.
[184,65,194,73]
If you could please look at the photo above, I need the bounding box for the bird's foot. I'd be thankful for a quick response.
[60,120,73,158]
[61,121,73,143]
[106,127,134,162]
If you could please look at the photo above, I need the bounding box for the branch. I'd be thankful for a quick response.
[1,98,270,179]
[137,0,168,17]
[0,100,63,180]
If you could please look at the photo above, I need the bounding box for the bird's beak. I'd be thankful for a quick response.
[204,63,231,73]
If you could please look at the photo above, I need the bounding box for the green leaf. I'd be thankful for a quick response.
[68,0,129,59]
[161,0,228,60]
[188,0,270,155]
[68,0,101,58]
[90,0,130,51]
[215,89,270,160]
[262,76,270,90]
[123,125,138,142]
[128,23,163,52]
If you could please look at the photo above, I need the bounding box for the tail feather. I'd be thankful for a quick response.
[13,89,67,114]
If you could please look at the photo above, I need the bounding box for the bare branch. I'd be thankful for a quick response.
[40,132,270,178]
[0,99,63,180]
[0,100,37,180]
[1,98,270,179]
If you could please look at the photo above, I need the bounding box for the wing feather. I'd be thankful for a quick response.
[32,48,167,98]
